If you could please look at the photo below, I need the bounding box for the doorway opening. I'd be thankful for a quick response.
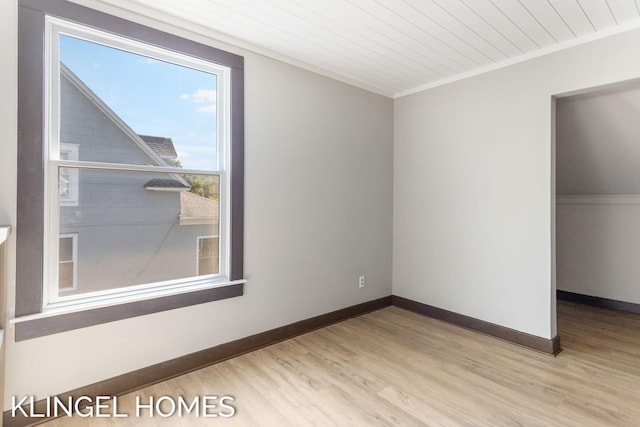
[555,80,640,314]
[554,80,640,351]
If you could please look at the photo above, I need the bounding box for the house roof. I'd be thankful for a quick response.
[179,191,219,225]
[61,64,191,192]
[139,135,178,160]
[144,178,189,190]
[60,63,171,168]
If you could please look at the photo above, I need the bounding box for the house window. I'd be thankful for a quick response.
[58,234,77,291]
[59,144,78,206]
[197,236,220,276]
[16,0,244,340]
[45,18,233,306]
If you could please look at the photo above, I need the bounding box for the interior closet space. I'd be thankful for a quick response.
[556,82,640,309]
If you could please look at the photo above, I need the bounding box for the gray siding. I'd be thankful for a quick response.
[60,75,158,165]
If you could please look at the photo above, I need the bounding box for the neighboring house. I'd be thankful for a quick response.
[58,63,219,296]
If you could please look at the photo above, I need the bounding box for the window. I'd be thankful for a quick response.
[58,144,78,206]
[16,0,244,341]
[197,236,220,275]
[58,234,77,291]
[47,19,229,305]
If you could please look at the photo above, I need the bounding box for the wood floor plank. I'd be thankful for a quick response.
[40,301,640,426]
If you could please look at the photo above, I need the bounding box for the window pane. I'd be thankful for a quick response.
[59,34,218,170]
[59,146,79,203]
[59,236,73,262]
[59,168,220,297]
[58,262,74,289]
[59,168,70,198]
[58,235,75,290]
[198,237,219,275]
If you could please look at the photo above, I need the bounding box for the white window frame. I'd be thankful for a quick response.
[58,233,77,292]
[43,17,233,311]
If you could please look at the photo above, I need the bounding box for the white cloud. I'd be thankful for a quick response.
[192,89,216,103]
[179,88,217,114]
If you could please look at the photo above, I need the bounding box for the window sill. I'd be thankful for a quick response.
[11,280,245,341]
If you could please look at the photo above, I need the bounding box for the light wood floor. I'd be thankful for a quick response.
[41,301,640,426]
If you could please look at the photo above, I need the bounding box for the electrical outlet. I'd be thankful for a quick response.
[358,275,365,288]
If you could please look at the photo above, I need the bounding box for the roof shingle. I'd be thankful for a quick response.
[139,134,178,160]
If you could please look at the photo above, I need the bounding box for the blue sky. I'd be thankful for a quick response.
[60,34,218,170]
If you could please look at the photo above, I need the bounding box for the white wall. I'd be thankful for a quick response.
[393,27,640,340]
[0,4,17,248]
[2,1,393,405]
[556,86,640,196]
[0,0,17,417]
[557,199,640,304]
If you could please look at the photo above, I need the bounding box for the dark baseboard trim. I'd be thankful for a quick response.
[557,290,640,315]
[392,295,561,356]
[3,296,392,427]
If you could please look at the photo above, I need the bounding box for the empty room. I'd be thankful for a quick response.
[2,1,640,426]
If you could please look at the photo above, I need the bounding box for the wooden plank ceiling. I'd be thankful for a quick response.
[96,0,640,97]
